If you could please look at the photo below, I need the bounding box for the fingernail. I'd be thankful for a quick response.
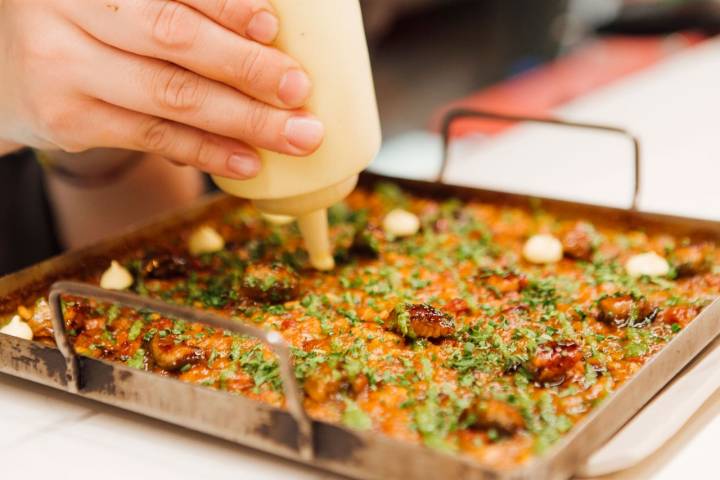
[227,154,260,178]
[284,116,325,152]
[247,10,279,44]
[278,69,312,107]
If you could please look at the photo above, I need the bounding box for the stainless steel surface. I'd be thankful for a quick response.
[1,111,719,478]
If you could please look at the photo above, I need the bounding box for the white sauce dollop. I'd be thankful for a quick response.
[0,315,33,341]
[100,261,134,290]
[523,234,564,264]
[625,252,670,277]
[188,226,225,255]
[383,209,420,238]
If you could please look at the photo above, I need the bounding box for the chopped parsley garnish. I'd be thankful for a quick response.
[342,400,372,431]
[126,349,146,370]
[127,320,144,342]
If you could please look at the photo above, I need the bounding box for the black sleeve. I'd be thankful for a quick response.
[0,149,60,276]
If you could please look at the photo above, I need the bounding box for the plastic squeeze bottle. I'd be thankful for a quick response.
[212,0,382,271]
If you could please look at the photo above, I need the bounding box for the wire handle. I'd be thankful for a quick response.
[48,281,314,461]
[439,108,642,211]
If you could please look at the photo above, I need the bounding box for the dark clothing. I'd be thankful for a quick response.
[0,150,60,276]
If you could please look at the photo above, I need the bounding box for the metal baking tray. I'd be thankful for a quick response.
[1,110,719,480]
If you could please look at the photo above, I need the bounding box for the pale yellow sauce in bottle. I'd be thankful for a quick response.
[212,0,382,270]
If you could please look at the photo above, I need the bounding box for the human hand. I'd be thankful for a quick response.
[0,0,325,179]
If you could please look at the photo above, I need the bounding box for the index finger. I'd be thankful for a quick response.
[176,0,279,44]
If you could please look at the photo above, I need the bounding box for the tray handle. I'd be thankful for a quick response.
[48,281,314,461]
[439,108,642,211]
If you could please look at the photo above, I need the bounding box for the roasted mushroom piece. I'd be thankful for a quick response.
[673,244,713,277]
[528,341,582,384]
[302,362,369,402]
[302,364,342,402]
[351,222,385,257]
[597,294,657,326]
[149,334,204,371]
[560,222,596,261]
[481,270,528,294]
[467,399,525,435]
[141,251,190,279]
[63,302,99,332]
[389,303,455,339]
[242,263,300,304]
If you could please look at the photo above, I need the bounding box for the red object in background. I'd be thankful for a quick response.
[435,33,706,138]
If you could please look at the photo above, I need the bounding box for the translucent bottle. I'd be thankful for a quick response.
[212,0,382,270]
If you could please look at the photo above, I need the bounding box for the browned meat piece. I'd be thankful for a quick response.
[83,316,107,332]
[27,299,54,340]
[352,222,385,256]
[673,244,713,277]
[560,222,596,261]
[242,263,299,304]
[63,302,99,332]
[303,364,341,402]
[529,341,582,384]
[141,252,190,279]
[445,298,471,316]
[149,334,204,371]
[302,337,330,352]
[467,399,525,434]
[656,305,700,327]
[389,303,455,339]
[482,270,528,294]
[597,295,657,326]
[302,362,368,401]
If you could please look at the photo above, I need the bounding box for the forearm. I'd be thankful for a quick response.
[43,149,206,249]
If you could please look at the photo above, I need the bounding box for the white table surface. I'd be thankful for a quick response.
[3,37,720,479]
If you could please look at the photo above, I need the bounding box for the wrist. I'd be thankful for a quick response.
[38,148,144,188]
[0,139,22,157]
[45,153,205,249]
[39,148,143,174]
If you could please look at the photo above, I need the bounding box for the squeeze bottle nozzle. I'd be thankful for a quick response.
[212,0,381,270]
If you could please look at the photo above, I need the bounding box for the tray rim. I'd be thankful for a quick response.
[1,171,719,480]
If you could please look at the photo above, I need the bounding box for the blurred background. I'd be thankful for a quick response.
[364,0,720,137]
[362,0,720,220]
[365,0,575,137]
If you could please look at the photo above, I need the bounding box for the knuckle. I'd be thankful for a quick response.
[242,101,271,140]
[236,45,266,87]
[33,103,68,138]
[16,35,44,62]
[139,118,174,152]
[147,1,200,49]
[213,0,233,21]
[214,0,260,30]
[151,64,209,112]
[34,105,85,152]
[191,135,215,167]
[16,34,62,73]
